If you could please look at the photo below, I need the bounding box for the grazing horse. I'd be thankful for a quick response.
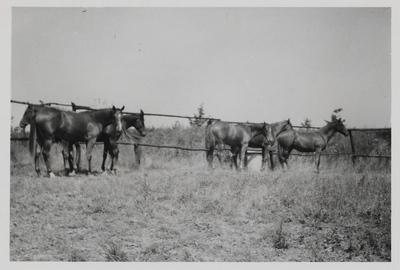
[245,119,293,171]
[277,118,349,172]
[206,120,273,171]
[28,105,124,177]
[71,103,147,172]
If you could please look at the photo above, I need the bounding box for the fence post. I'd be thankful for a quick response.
[348,130,356,165]
[133,144,141,168]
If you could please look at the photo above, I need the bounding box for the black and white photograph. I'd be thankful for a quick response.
[1,0,399,268]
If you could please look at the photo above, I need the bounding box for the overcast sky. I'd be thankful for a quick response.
[10,6,391,128]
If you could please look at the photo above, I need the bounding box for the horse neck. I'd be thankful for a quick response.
[272,121,292,137]
[249,123,264,137]
[319,122,338,141]
[123,114,140,129]
[90,109,114,127]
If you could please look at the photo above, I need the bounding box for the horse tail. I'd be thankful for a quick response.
[29,116,37,158]
[206,124,215,151]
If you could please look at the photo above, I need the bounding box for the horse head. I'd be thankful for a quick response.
[134,109,147,137]
[112,106,125,133]
[334,118,349,136]
[263,122,274,145]
[19,103,36,130]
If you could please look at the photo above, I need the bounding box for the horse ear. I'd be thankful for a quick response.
[121,106,125,111]
[140,109,144,115]
[112,106,116,111]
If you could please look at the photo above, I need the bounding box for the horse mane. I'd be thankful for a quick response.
[247,122,265,132]
[319,119,342,134]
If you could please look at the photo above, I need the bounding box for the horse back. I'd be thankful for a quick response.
[211,122,252,146]
[292,131,327,152]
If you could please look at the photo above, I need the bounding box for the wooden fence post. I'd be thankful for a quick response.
[134,144,141,168]
[348,130,356,165]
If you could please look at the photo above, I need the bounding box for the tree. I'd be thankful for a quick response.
[189,104,209,127]
[331,108,343,121]
[301,117,312,128]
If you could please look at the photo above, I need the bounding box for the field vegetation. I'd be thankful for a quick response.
[10,121,391,262]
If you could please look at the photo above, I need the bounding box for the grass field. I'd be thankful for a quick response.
[9,132,391,262]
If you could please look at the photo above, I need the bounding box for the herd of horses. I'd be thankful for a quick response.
[18,103,349,177]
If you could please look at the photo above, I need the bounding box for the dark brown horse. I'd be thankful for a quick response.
[28,105,124,177]
[206,120,273,171]
[71,103,147,173]
[245,119,293,171]
[99,112,147,172]
[277,118,349,172]
[19,104,76,174]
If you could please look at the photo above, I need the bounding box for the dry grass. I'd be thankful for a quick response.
[10,138,391,261]
[9,124,391,262]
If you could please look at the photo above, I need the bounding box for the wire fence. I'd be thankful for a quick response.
[10,99,391,161]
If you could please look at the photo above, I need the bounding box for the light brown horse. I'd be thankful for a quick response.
[277,118,349,172]
[27,105,124,177]
[206,120,273,171]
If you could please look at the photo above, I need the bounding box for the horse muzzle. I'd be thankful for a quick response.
[19,122,28,129]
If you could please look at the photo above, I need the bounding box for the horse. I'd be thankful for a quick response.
[28,105,124,177]
[19,104,77,175]
[206,120,273,171]
[244,119,293,171]
[277,118,349,173]
[71,102,147,172]
[97,112,147,172]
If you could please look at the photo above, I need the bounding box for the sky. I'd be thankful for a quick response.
[8,6,392,129]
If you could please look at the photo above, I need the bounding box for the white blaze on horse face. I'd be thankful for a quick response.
[115,112,123,132]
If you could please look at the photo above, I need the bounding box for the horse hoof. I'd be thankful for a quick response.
[48,172,56,178]
[69,171,76,177]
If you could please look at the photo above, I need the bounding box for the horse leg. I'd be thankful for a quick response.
[101,142,110,172]
[244,151,248,169]
[61,141,71,175]
[67,142,77,176]
[231,150,238,170]
[314,149,322,173]
[238,143,248,171]
[74,143,81,173]
[109,140,120,174]
[42,139,55,178]
[206,144,215,169]
[85,139,96,174]
[216,144,225,168]
[269,150,275,171]
[34,141,43,176]
[278,145,291,172]
[261,147,267,172]
[230,146,239,170]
